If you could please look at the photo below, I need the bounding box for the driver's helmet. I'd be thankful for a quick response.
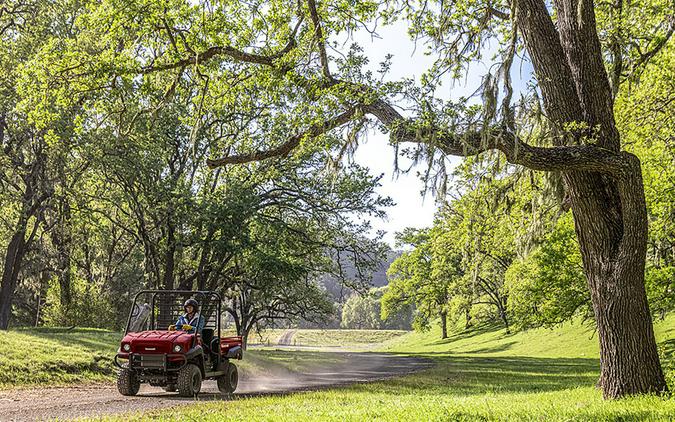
[183,298,199,313]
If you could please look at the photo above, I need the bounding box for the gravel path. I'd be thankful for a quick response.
[277,329,297,346]
[0,352,432,421]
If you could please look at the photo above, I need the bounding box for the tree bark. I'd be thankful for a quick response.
[514,0,667,398]
[498,305,510,335]
[464,307,472,330]
[0,229,27,329]
[162,219,176,290]
[53,198,72,313]
[567,158,667,398]
[440,310,448,339]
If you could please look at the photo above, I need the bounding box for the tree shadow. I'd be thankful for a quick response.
[461,341,517,354]
[661,338,675,358]
[365,355,601,396]
[428,323,503,346]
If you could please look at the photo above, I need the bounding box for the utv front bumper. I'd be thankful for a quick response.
[114,352,188,372]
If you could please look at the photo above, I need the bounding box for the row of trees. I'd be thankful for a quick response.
[0,0,388,344]
[341,286,413,330]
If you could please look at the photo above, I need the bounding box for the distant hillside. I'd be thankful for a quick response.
[295,250,401,329]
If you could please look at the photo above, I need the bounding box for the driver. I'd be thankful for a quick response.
[169,298,205,334]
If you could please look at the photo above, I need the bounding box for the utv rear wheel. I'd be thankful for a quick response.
[217,363,238,395]
[117,368,140,396]
[177,364,202,397]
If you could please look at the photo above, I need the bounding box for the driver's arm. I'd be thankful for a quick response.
[170,316,184,331]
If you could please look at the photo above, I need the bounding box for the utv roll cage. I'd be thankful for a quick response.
[125,290,221,338]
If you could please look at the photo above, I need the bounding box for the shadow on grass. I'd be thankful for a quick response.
[661,338,675,358]
[428,323,501,345]
[371,354,601,396]
[461,341,517,354]
[426,323,516,350]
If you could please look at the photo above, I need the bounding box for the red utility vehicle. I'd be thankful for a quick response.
[114,290,242,397]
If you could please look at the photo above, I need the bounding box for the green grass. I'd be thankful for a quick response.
[105,316,675,421]
[246,329,287,345]
[0,327,121,388]
[0,327,353,389]
[290,329,408,347]
[247,328,408,347]
[380,314,675,358]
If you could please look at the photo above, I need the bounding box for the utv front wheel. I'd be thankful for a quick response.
[177,364,202,397]
[217,363,238,395]
[117,368,140,396]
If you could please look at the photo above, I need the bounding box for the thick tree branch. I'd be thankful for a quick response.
[140,19,302,74]
[365,99,630,176]
[632,23,675,72]
[514,0,584,127]
[206,91,631,177]
[487,6,510,20]
[307,0,332,79]
[553,0,620,148]
[205,108,357,167]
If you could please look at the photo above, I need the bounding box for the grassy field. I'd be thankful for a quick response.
[5,319,674,420]
[381,315,675,358]
[290,329,407,346]
[248,328,407,347]
[107,316,675,421]
[0,327,120,388]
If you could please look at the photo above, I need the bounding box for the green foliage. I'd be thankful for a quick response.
[341,292,381,329]
[505,213,590,328]
[383,228,458,335]
[616,43,675,317]
[42,276,112,329]
[341,287,412,330]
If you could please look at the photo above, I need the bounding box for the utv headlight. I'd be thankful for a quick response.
[122,343,131,352]
[173,344,183,353]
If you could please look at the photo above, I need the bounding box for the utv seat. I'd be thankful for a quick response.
[202,328,214,352]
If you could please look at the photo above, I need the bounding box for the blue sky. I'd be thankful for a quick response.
[348,24,482,247]
[345,22,533,247]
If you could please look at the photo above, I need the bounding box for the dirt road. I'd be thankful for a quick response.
[277,329,297,345]
[0,352,431,421]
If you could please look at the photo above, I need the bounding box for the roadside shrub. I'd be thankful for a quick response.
[42,276,113,329]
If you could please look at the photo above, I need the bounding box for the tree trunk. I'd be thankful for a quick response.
[511,0,667,398]
[566,159,667,398]
[464,307,472,330]
[440,310,448,339]
[35,270,49,327]
[54,199,72,313]
[0,229,27,329]
[498,298,510,334]
[240,328,249,350]
[162,221,176,290]
[498,308,510,335]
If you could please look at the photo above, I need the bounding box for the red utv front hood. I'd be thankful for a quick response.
[121,330,193,354]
